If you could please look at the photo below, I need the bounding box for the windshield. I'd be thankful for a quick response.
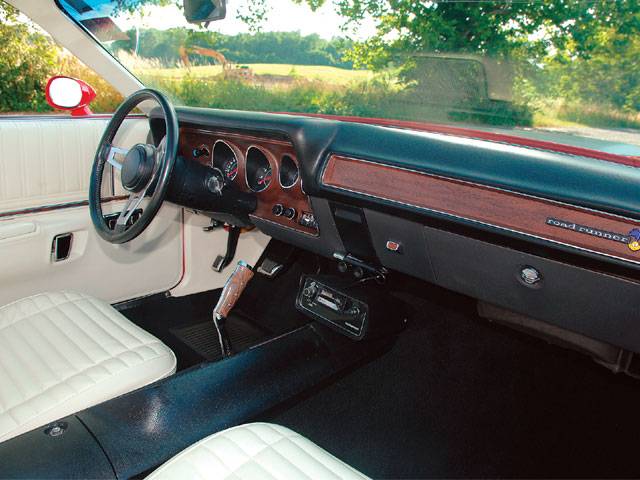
[58,0,640,156]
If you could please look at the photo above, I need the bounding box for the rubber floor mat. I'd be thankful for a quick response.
[170,315,267,361]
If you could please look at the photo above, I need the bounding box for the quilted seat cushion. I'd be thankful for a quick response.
[147,423,369,480]
[0,291,176,443]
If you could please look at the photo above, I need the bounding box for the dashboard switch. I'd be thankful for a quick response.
[272,204,284,216]
[299,211,317,228]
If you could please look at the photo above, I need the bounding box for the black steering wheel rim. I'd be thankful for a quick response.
[89,89,178,244]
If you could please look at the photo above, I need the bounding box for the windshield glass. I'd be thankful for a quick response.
[58,0,640,155]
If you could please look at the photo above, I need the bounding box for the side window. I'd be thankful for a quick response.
[0,1,122,115]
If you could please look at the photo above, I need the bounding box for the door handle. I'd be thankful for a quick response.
[51,233,73,262]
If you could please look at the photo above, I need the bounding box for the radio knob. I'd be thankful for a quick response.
[346,305,360,316]
[303,283,318,298]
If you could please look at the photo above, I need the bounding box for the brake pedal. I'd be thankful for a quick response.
[257,258,284,278]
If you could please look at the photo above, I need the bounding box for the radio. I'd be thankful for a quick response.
[296,276,368,339]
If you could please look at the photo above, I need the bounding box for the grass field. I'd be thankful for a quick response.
[124,55,640,131]
[138,63,374,85]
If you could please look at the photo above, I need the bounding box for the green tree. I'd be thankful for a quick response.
[288,1,639,68]
[542,25,640,112]
[289,0,640,123]
[0,1,59,112]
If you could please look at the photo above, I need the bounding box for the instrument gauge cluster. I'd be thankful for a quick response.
[181,128,317,235]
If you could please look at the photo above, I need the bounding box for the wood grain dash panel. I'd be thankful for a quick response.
[323,154,640,265]
[180,128,317,235]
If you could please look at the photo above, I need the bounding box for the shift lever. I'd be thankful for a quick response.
[213,260,254,358]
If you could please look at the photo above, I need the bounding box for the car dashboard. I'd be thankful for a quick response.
[150,106,640,356]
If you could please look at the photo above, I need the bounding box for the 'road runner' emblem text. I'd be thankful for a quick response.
[546,217,631,245]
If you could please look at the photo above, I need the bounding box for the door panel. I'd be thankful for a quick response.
[0,202,182,305]
[0,117,183,305]
[0,117,148,214]
[0,222,37,241]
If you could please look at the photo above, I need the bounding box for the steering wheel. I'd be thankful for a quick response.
[89,89,178,244]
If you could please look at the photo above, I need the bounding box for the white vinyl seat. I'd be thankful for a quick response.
[0,291,176,443]
[147,423,369,480]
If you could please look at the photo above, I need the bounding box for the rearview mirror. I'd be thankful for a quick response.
[45,76,96,116]
[183,0,226,24]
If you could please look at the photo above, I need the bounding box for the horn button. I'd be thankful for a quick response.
[121,144,156,192]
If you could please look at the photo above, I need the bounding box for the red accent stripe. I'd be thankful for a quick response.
[277,112,640,168]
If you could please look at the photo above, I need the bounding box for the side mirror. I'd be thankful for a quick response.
[183,0,226,24]
[45,76,96,116]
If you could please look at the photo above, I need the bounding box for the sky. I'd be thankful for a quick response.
[109,1,377,40]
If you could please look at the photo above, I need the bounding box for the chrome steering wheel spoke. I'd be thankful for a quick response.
[115,190,147,232]
[105,145,129,171]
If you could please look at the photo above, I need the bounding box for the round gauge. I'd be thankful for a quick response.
[212,141,238,181]
[246,147,273,192]
[279,155,299,188]
[223,156,238,181]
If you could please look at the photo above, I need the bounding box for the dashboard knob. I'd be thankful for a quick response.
[353,266,364,279]
[520,266,542,286]
[346,305,360,316]
[272,204,284,216]
[283,207,297,220]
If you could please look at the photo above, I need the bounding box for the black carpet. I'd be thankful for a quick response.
[169,318,267,361]
[121,290,227,369]
[268,285,640,478]
[120,247,315,370]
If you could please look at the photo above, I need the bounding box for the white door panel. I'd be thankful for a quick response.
[0,222,37,240]
[0,116,184,305]
[0,202,183,305]
[0,117,149,213]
